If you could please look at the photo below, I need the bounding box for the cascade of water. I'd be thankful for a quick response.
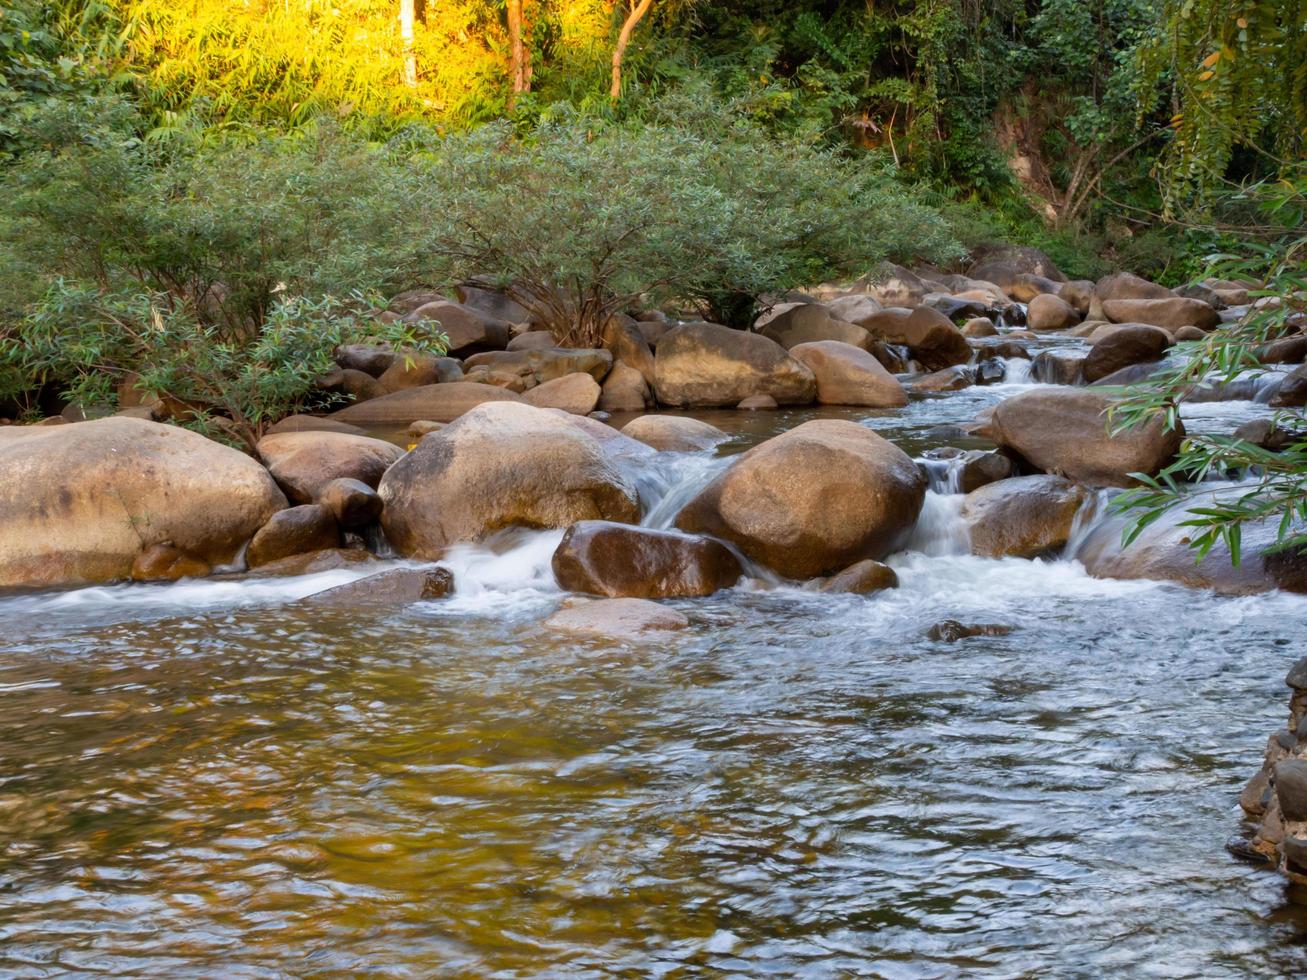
[905,490,971,556]
[1062,488,1113,561]
[1000,356,1034,385]
[918,457,964,495]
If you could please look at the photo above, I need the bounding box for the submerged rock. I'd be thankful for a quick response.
[305,566,455,604]
[552,521,742,598]
[379,402,640,558]
[545,597,689,639]
[675,419,926,579]
[0,417,285,588]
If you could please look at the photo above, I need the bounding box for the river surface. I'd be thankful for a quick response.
[3,337,1307,977]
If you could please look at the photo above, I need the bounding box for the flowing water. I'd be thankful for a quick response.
[3,339,1307,977]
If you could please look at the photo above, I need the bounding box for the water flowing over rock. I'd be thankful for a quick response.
[653,323,816,408]
[989,388,1183,487]
[551,521,742,598]
[0,418,286,588]
[675,419,926,578]
[379,402,641,558]
[257,431,405,504]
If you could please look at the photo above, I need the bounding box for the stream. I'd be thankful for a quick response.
[2,335,1307,976]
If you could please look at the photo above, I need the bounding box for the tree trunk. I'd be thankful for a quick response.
[400,0,417,88]
[507,0,532,110]
[610,0,653,100]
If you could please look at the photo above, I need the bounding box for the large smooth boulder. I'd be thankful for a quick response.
[1082,324,1173,383]
[653,323,816,408]
[331,382,522,426]
[335,344,395,378]
[598,362,652,412]
[1075,501,1306,595]
[377,354,463,392]
[0,418,286,588]
[858,308,971,370]
[521,373,602,415]
[969,246,1066,284]
[1027,293,1081,331]
[789,341,908,408]
[620,415,729,452]
[552,521,742,598]
[758,304,874,352]
[401,300,512,354]
[545,597,688,640]
[675,420,926,578]
[256,431,405,504]
[455,283,533,325]
[245,504,341,568]
[378,402,640,557]
[825,294,885,325]
[962,476,1086,558]
[989,388,1183,487]
[1102,297,1220,332]
[1095,272,1173,302]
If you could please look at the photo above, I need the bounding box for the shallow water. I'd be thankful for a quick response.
[2,345,1306,977]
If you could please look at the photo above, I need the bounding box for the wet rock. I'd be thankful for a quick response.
[1030,349,1085,386]
[989,387,1182,487]
[1259,335,1307,365]
[1027,293,1081,331]
[759,304,875,352]
[974,357,1007,385]
[1082,324,1173,383]
[1101,297,1219,332]
[1276,761,1307,822]
[331,382,523,426]
[1270,365,1307,408]
[1234,419,1303,452]
[620,416,729,452]
[246,505,341,568]
[789,341,908,407]
[521,373,602,415]
[379,402,640,558]
[1286,656,1307,691]
[738,394,779,410]
[973,339,1031,361]
[653,323,816,408]
[819,559,898,594]
[305,566,455,604]
[377,353,464,391]
[130,543,212,582]
[1173,325,1207,342]
[961,317,998,338]
[400,300,512,355]
[552,521,742,598]
[962,475,1086,559]
[257,431,405,504]
[0,418,286,588]
[675,419,926,578]
[244,548,378,577]
[912,366,973,392]
[953,450,1015,493]
[926,620,1014,642]
[545,597,689,639]
[859,307,972,371]
[318,478,384,528]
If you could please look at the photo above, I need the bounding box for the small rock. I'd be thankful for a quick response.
[926,620,1014,642]
[819,559,898,594]
[408,420,444,438]
[1274,760,1307,821]
[621,416,729,453]
[318,478,384,528]
[738,394,779,410]
[305,566,454,604]
[131,543,212,582]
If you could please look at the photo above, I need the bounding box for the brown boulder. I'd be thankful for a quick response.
[265,415,366,437]
[1095,272,1172,302]
[0,418,286,588]
[602,317,657,385]
[305,566,455,604]
[621,416,729,452]
[675,420,926,578]
[1083,324,1173,383]
[962,317,998,338]
[859,308,971,370]
[377,354,463,392]
[256,431,405,504]
[331,382,522,426]
[653,323,816,408]
[789,341,907,407]
[378,402,640,557]
[522,373,602,415]
[318,477,384,528]
[507,331,559,352]
[552,521,742,598]
[246,505,341,568]
[758,304,875,352]
[598,362,653,412]
[819,559,898,594]
[1272,365,1307,408]
[335,344,395,377]
[319,367,384,403]
[962,475,1086,558]
[1102,297,1219,331]
[463,348,613,384]
[969,246,1066,284]
[130,543,212,582]
[989,388,1183,487]
[1027,293,1081,331]
[401,300,512,354]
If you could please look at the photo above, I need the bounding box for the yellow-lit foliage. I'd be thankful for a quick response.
[109,0,621,133]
